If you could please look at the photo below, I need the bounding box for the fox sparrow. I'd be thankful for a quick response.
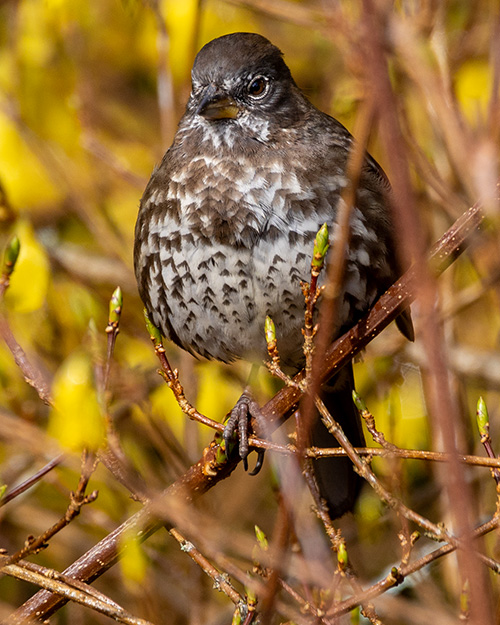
[134,32,413,518]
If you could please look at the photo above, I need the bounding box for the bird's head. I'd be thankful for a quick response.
[185,32,307,134]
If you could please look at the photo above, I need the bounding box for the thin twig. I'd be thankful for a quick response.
[147,0,177,145]
[145,315,226,433]
[168,527,243,606]
[310,445,500,468]
[0,454,63,508]
[0,315,52,404]
[0,236,52,404]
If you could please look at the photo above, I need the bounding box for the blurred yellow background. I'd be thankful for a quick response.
[0,1,499,623]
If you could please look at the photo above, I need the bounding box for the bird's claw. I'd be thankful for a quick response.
[223,390,266,475]
[248,448,265,475]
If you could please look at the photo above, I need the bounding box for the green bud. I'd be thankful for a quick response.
[215,443,227,465]
[350,605,360,625]
[245,587,257,605]
[476,396,489,438]
[264,316,276,347]
[144,309,162,345]
[2,235,20,277]
[312,223,329,269]
[352,390,367,413]
[231,608,241,625]
[460,579,470,615]
[337,540,348,568]
[0,483,7,500]
[390,566,403,585]
[254,525,269,551]
[108,287,123,325]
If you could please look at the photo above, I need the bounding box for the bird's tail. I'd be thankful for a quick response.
[310,363,364,519]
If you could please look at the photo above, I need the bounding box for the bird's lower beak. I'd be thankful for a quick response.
[196,85,240,120]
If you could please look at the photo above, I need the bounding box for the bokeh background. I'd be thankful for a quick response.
[0,1,499,623]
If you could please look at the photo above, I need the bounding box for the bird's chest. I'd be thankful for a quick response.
[139,142,381,367]
[147,150,335,365]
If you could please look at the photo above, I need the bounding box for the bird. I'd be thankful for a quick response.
[134,32,413,518]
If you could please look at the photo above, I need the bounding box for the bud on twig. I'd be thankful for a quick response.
[245,587,257,610]
[108,286,122,327]
[2,235,20,277]
[311,223,329,270]
[144,309,162,346]
[337,540,348,570]
[460,579,470,618]
[476,396,489,441]
[350,605,360,625]
[103,287,123,393]
[264,315,276,352]
[231,607,242,625]
[0,236,21,297]
[254,525,268,551]
[352,390,367,414]
[476,396,500,485]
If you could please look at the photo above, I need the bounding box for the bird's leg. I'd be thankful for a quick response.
[223,366,266,474]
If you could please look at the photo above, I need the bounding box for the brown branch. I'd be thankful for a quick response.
[262,199,484,429]
[362,3,494,621]
[11,200,485,621]
[147,0,177,145]
[308,446,500,469]
[222,0,325,29]
[2,557,154,625]
[242,436,500,470]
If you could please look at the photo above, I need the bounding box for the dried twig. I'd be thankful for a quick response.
[2,557,154,625]
[144,311,225,433]
[168,527,243,606]
[0,454,63,508]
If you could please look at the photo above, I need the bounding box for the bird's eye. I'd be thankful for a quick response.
[247,76,269,98]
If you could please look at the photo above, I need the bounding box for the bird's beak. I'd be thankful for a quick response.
[196,84,240,120]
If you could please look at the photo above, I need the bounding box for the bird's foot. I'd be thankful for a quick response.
[223,389,265,475]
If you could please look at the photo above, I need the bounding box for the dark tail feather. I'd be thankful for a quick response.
[310,363,365,519]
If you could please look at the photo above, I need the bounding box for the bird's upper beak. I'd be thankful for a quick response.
[195,84,240,120]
